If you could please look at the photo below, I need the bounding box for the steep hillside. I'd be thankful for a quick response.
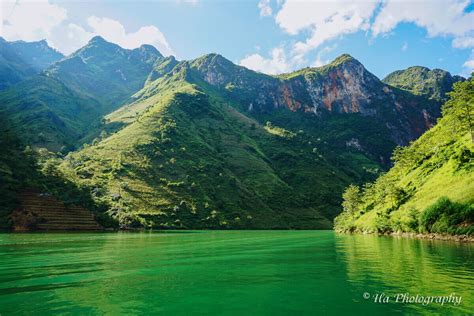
[8,39,64,71]
[0,37,164,151]
[383,66,464,102]
[128,53,441,162]
[58,54,444,229]
[335,77,474,235]
[0,75,103,151]
[186,54,441,146]
[60,65,390,229]
[0,115,112,230]
[0,37,458,230]
[0,37,36,89]
[44,36,162,108]
[0,37,64,90]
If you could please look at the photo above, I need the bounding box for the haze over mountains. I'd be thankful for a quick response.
[0,36,466,229]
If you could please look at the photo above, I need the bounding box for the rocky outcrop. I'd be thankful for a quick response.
[188,54,441,145]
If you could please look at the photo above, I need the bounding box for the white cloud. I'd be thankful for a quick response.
[240,47,293,74]
[401,41,408,51]
[372,0,474,58]
[372,0,474,38]
[276,0,378,55]
[1,0,67,43]
[453,36,474,48]
[312,44,337,67]
[249,0,474,76]
[240,44,336,74]
[258,0,273,17]
[464,59,474,71]
[57,17,174,55]
[86,16,173,55]
[463,50,474,74]
[0,1,173,56]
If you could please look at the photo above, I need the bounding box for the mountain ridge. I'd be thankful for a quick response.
[0,36,466,229]
[383,66,464,102]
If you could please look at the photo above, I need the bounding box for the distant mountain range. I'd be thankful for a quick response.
[0,36,467,229]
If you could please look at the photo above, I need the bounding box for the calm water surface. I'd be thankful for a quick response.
[0,231,472,315]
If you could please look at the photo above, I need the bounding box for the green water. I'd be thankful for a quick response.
[0,231,472,315]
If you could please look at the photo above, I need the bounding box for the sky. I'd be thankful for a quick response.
[1,0,473,78]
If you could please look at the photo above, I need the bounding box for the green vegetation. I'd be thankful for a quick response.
[278,54,356,80]
[59,82,365,229]
[8,39,64,71]
[383,66,464,102]
[335,76,474,235]
[55,57,390,229]
[0,76,104,151]
[0,35,464,231]
[0,36,163,151]
[0,116,113,229]
[45,36,162,108]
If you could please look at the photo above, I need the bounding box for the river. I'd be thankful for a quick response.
[0,231,472,315]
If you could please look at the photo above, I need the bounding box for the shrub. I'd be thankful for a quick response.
[375,209,392,233]
[420,197,473,234]
[406,208,420,232]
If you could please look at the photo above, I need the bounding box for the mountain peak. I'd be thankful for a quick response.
[383,65,464,101]
[135,44,163,58]
[191,53,236,72]
[88,35,107,44]
[329,54,360,67]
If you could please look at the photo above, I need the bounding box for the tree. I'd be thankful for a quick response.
[443,76,474,143]
[342,184,361,215]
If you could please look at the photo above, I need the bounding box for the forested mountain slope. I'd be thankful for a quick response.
[0,37,63,90]
[57,53,454,229]
[0,37,164,151]
[44,36,162,108]
[383,66,464,102]
[335,77,473,235]
[0,37,464,230]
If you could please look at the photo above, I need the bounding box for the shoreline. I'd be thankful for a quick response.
[336,230,474,242]
[2,228,473,242]
[387,231,474,242]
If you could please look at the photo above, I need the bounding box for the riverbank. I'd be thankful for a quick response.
[388,231,474,242]
[336,230,474,242]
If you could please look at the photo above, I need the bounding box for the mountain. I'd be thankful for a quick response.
[0,37,164,151]
[0,37,64,90]
[0,75,103,151]
[0,37,36,89]
[8,39,64,71]
[0,37,461,230]
[0,114,110,230]
[335,77,473,235]
[187,53,441,146]
[61,80,371,229]
[57,53,447,229]
[44,36,163,108]
[383,66,464,102]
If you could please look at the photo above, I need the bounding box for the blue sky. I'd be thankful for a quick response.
[1,0,473,78]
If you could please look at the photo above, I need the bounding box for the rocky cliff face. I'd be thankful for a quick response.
[187,54,440,145]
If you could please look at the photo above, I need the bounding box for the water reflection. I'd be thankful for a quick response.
[335,234,474,315]
[0,232,472,315]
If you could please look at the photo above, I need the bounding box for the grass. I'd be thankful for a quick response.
[335,78,474,235]
[58,73,383,229]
